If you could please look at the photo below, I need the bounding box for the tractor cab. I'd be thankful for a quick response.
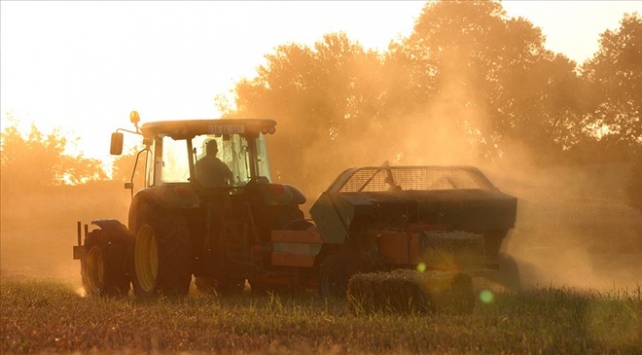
[142,119,275,189]
[108,112,305,213]
[111,115,277,191]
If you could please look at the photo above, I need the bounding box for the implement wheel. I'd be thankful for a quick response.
[484,252,521,292]
[498,252,521,292]
[130,201,193,298]
[319,254,360,300]
[81,227,131,297]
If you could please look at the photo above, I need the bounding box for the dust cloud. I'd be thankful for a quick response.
[490,156,642,291]
[0,181,131,284]
[289,59,491,200]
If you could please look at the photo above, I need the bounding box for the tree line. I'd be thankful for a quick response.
[0,114,139,195]
[219,1,642,210]
[1,1,640,210]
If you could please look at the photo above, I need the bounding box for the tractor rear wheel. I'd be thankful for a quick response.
[319,254,360,300]
[130,201,193,298]
[81,228,130,297]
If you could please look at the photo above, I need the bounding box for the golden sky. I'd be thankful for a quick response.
[1,1,641,162]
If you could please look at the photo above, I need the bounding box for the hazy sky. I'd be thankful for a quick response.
[1,1,641,161]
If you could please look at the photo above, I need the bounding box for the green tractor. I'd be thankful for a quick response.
[74,112,313,297]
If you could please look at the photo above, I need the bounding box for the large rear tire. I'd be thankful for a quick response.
[130,201,193,298]
[81,228,131,297]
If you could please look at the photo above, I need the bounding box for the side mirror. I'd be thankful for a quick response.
[110,132,124,155]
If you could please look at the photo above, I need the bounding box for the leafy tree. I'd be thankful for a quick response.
[401,0,585,163]
[0,117,107,193]
[222,0,639,198]
[581,13,642,153]
[225,32,387,190]
[579,13,642,208]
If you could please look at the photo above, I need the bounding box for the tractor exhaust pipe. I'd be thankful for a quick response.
[76,221,82,246]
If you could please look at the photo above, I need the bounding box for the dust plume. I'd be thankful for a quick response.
[0,181,131,283]
[294,67,485,202]
[489,153,642,291]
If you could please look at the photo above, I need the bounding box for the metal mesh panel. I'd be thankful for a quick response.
[339,167,493,193]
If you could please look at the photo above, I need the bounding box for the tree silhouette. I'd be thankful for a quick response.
[580,13,642,212]
[581,13,642,152]
[225,32,386,189]
[0,117,107,193]
[220,0,641,200]
[402,0,585,163]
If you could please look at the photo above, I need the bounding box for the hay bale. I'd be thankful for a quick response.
[347,269,474,315]
[419,231,485,271]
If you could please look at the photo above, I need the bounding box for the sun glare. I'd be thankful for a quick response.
[2,1,640,166]
[75,287,87,298]
[479,289,494,303]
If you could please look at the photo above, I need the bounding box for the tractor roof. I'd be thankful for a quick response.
[141,119,277,139]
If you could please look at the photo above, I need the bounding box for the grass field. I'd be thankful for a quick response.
[1,278,641,355]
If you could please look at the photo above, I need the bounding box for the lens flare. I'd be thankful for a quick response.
[416,262,427,272]
[479,289,494,303]
[75,287,87,298]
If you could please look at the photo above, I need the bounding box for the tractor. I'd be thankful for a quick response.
[73,112,518,299]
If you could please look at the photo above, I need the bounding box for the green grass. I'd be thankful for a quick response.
[1,279,640,354]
